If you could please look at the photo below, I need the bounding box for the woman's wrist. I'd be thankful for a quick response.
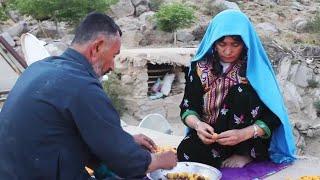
[245,124,265,139]
[185,115,201,130]
[195,120,203,130]
[253,124,259,138]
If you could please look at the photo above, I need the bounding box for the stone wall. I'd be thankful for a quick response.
[114,48,195,125]
[274,45,320,155]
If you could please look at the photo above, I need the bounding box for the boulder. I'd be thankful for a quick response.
[176,30,195,43]
[215,0,240,10]
[291,17,308,32]
[291,1,304,11]
[116,17,142,31]
[135,5,150,17]
[116,17,144,47]
[283,82,302,114]
[35,21,66,39]
[302,99,319,121]
[5,21,28,37]
[298,0,311,5]
[277,55,292,86]
[110,0,135,18]
[139,30,173,46]
[256,22,280,35]
[291,63,314,88]
[139,11,156,31]
[132,0,150,16]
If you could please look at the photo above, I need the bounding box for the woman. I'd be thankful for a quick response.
[177,10,296,168]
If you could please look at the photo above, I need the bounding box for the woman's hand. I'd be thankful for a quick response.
[195,121,216,145]
[133,134,157,153]
[185,115,216,145]
[216,127,252,146]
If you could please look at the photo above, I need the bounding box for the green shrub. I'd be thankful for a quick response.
[314,100,320,116]
[0,3,8,21]
[102,71,126,116]
[155,3,195,32]
[307,79,319,88]
[305,12,320,33]
[202,0,227,17]
[11,0,118,24]
[149,0,164,11]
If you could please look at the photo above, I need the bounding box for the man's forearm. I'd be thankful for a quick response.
[146,154,159,173]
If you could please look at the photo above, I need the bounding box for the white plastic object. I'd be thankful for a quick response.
[21,33,50,66]
[138,113,173,135]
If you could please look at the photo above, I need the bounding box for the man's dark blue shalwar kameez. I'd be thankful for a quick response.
[0,48,151,179]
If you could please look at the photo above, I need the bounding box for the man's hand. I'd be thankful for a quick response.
[133,134,157,153]
[195,121,216,145]
[147,151,177,173]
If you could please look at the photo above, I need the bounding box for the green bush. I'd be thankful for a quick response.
[155,3,195,32]
[307,79,319,88]
[10,0,118,24]
[102,71,126,116]
[202,0,227,17]
[149,0,164,11]
[305,12,320,33]
[314,100,320,116]
[0,3,8,21]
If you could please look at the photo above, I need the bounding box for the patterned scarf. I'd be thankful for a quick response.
[197,59,245,125]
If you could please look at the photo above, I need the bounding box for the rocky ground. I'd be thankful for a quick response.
[1,0,320,157]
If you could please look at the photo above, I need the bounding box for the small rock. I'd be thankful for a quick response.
[295,20,308,33]
[307,129,314,137]
[256,22,279,35]
[5,21,28,37]
[295,122,310,131]
[306,58,314,64]
[291,2,304,11]
[176,30,194,43]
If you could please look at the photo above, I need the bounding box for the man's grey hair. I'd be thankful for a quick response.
[71,12,122,45]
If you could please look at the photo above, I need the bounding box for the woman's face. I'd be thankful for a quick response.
[215,36,244,63]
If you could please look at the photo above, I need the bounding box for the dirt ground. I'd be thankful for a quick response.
[124,125,320,179]
[265,156,320,179]
[304,137,320,158]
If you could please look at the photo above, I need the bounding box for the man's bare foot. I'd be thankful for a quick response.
[221,154,252,168]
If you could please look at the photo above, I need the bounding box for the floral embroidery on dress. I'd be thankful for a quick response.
[211,148,220,158]
[234,114,244,124]
[183,135,191,140]
[238,86,243,93]
[250,148,256,158]
[183,99,189,107]
[220,104,229,115]
[251,106,260,118]
[183,153,190,160]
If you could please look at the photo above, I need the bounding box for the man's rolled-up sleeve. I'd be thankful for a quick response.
[68,83,151,178]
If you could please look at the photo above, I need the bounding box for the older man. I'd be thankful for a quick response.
[0,12,176,179]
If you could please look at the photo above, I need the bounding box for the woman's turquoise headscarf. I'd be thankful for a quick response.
[192,9,296,163]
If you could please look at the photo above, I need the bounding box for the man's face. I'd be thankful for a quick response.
[99,33,121,75]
